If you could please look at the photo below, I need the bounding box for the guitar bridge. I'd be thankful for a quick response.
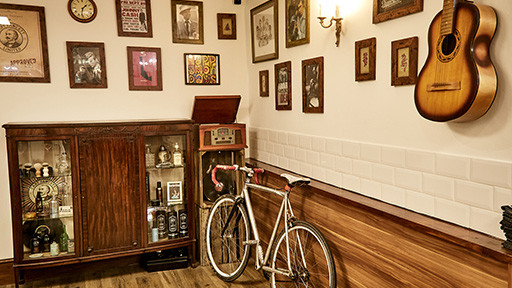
[427,82,461,92]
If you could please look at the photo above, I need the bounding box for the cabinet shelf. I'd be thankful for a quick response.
[22,215,74,223]
[146,165,185,172]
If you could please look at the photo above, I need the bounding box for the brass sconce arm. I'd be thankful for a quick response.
[318,16,343,47]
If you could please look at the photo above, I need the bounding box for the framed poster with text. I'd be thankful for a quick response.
[0,4,50,83]
[115,0,153,37]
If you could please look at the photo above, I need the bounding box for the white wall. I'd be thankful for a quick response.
[0,0,250,259]
[248,0,512,239]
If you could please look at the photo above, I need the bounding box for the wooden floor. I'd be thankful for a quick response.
[0,262,268,288]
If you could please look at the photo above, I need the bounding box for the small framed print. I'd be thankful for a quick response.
[373,0,423,24]
[275,61,292,110]
[127,46,162,91]
[355,37,376,82]
[184,53,220,85]
[391,36,418,86]
[259,70,269,97]
[0,3,50,83]
[302,56,323,113]
[115,0,153,37]
[285,0,309,48]
[171,0,204,44]
[66,41,107,88]
[167,181,183,205]
[217,13,236,40]
[251,0,279,63]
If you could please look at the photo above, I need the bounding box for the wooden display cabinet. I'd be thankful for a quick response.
[3,119,196,286]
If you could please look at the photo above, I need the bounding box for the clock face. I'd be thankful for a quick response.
[68,0,97,23]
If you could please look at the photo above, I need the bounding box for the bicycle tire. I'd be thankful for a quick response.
[270,220,336,288]
[205,194,251,282]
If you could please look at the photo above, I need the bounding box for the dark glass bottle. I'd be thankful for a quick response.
[35,191,43,216]
[156,207,167,239]
[167,208,178,239]
[179,208,188,237]
[156,182,163,203]
[31,234,41,254]
[42,232,51,252]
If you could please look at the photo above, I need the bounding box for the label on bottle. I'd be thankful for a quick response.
[179,209,188,237]
[168,210,178,239]
[173,152,182,166]
[156,210,166,239]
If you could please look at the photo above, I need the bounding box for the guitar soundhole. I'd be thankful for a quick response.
[436,29,461,63]
[442,34,457,56]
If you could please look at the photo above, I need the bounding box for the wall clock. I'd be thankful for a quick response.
[68,0,98,23]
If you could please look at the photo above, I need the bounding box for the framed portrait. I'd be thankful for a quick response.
[259,70,269,97]
[391,36,418,86]
[355,37,376,82]
[373,0,423,24]
[167,181,183,205]
[184,53,220,85]
[0,4,50,83]
[251,0,279,63]
[115,0,153,37]
[302,56,323,113]
[275,61,292,111]
[217,13,236,40]
[285,0,309,48]
[127,46,162,91]
[171,0,204,44]
[66,41,107,89]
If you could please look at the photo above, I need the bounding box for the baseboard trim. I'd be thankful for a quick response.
[0,258,14,285]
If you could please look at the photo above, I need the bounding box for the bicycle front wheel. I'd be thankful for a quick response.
[270,220,336,288]
[206,194,251,282]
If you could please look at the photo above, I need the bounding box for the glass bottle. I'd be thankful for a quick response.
[156,182,163,203]
[50,194,59,218]
[179,208,188,237]
[57,143,69,175]
[172,142,183,167]
[156,207,167,240]
[42,232,51,252]
[168,208,178,239]
[60,225,69,252]
[35,191,43,216]
[50,241,59,256]
[145,144,156,168]
[31,234,41,254]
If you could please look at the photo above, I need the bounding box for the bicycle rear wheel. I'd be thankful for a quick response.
[206,194,251,282]
[270,220,336,288]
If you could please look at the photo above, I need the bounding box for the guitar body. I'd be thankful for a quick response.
[414,2,497,122]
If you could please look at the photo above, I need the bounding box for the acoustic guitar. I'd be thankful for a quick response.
[414,0,497,122]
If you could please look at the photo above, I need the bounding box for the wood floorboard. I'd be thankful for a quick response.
[0,261,268,288]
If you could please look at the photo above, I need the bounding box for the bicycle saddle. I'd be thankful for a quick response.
[280,173,310,186]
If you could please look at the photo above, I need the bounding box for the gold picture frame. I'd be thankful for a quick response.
[391,36,418,86]
[355,37,376,82]
[251,0,279,63]
[0,4,50,83]
[373,0,423,24]
[285,0,309,48]
[171,0,204,45]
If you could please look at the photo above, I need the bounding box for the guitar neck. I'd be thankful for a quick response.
[440,0,458,35]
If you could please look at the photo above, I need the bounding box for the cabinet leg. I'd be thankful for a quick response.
[189,244,198,268]
[14,268,24,288]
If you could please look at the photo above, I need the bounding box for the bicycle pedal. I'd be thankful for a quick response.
[243,240,258,246]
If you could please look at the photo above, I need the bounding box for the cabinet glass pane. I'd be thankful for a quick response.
[17,140,75,260]
[144,135,188,244]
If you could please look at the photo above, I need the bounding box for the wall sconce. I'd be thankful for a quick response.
[318,3,343,47]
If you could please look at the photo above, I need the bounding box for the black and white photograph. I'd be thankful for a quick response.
[251,0,278,63]
[302,56,323,113]
[171,0,203,44]
[275,61,291,110]
[66,41,107,88]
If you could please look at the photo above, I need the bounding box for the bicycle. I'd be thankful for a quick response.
[205,164,336,287]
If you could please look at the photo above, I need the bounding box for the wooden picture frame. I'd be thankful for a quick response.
[285,0,309,48]
[115,0,153,37]
[373,0,423,24]
[66,41,107,88]
[167,181,183,205]
[0,3,50,83]
[184,53,220,85]
[217,13,236,40]
[275,61,292,110]
[302,56,324,113]
[259,70,269,97]
[251,0,279,63]
[355,37,376,82]
[127,46,162,91]
[171,0,204,44]
[391,36,418,86]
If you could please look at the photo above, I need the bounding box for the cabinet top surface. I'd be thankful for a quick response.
[2,118,194,129]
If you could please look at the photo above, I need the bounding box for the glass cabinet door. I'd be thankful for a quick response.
[144,135,188,244]
[17,140,75,260]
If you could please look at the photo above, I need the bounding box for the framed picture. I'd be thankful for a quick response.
[115,0,153,37]
[66,41,107,88]
[259,70,269,97]
[127,46,162,91]
[184,53,220,85]
[171,0,204,44]
[285,0,309,48]
[251,0,279,63]
[391,36,418,86]
[302,56,323,113]
[167,181,183,205]
[217,13,236,40]
[0,4,50,83]
[373,0,423,24]
[355,37,376,82]
[275,61,292,110]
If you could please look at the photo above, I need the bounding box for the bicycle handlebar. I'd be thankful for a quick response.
[211,165,264,192]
